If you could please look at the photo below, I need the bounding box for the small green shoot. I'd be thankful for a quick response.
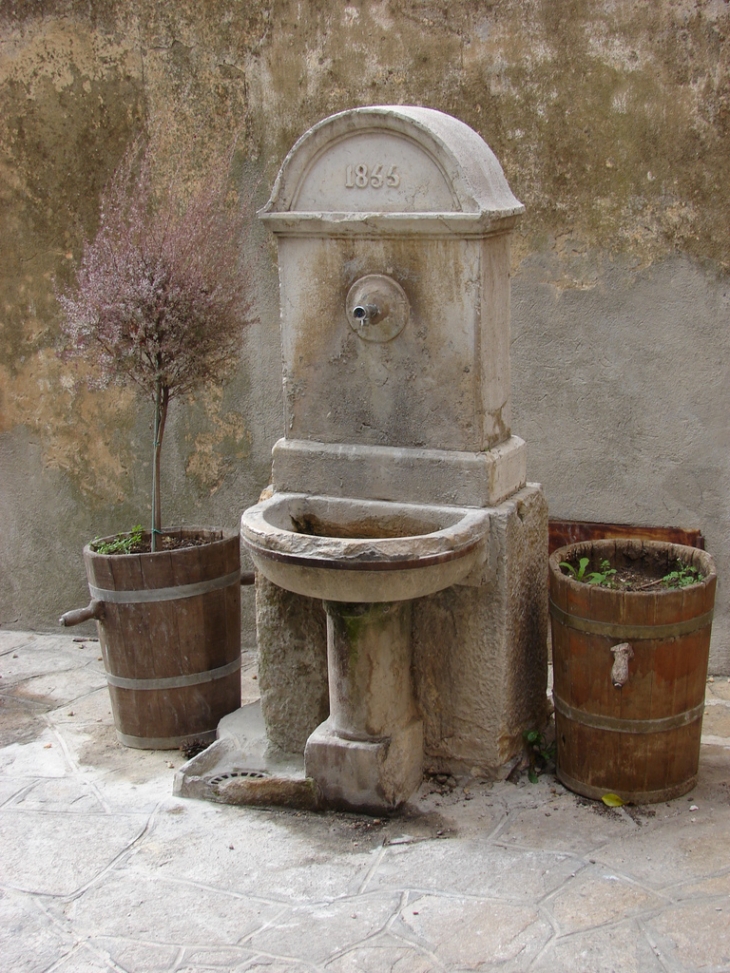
[523,728,556,783]
[92,524,144,555]
[561,557,617,587]
[560,557,590,581]
[662,561,704,589]
[637,559,706,591]
[585,558,617,586]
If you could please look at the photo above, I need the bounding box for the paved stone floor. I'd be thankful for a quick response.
[1,629,729,973]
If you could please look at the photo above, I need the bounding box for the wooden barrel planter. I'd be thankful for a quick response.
[62,529,241,749]
[549,539,716,803]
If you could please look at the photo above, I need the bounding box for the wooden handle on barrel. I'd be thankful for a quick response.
[59,599,105,627]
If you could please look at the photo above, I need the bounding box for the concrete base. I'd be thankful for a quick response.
[173,701,320,810]
[304,717,424,813]
[174,700,424,815]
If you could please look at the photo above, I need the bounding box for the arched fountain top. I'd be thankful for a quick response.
[259,106,524,236]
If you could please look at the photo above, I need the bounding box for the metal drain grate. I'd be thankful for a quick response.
[209,770,270,785]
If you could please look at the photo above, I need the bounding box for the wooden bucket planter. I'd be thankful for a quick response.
[63,529,241,749]
[549,539,716,803]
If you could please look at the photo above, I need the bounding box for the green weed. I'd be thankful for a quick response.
[661,561,704,588]
[92,524,144,555]
[523,728,556,783]
[560,557,617,586]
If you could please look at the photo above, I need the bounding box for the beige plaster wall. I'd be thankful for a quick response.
[1,1,728,670]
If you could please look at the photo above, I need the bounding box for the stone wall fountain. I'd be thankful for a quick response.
[176,106,548,814]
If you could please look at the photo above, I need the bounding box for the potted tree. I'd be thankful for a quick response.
[549,538,717,803]
[58,137,255,750]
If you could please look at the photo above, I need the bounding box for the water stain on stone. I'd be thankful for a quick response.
[0,693,54,747]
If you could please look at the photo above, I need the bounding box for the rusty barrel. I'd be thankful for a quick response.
[549,539,716,803]
[84,529,241,749]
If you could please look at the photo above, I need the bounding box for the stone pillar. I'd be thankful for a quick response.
[255,575,328,755]
[412,484,549,777]
[304,600,424,812]
[324,601,416,738]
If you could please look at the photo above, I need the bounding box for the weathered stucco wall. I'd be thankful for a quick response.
[1,0,729,670]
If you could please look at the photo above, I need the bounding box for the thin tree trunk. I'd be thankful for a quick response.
[151,382,169,553]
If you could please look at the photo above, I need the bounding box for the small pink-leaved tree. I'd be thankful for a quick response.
[58,139,255,550]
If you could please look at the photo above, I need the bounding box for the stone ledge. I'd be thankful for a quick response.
[272,436,527,507]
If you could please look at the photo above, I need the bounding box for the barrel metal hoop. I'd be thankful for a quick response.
[116,729,217,750]
[553,694,705,734]
[549,600,714,640]
[555,768,698,805]
[89,570,241,605]
[106,655,242,691]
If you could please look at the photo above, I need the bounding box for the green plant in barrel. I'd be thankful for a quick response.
[560,555,704,590]
[560,557,617,586]
[91,524,144,555]
[661,561,704,588]
[57,137,255,551]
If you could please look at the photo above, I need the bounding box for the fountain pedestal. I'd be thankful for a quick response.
[238,492,489,808]
[305,601,423,811]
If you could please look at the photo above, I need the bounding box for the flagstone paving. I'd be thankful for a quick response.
[1,630,729,973]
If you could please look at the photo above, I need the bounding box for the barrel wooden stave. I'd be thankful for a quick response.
[550,539,716,803]
[85,529,241,749]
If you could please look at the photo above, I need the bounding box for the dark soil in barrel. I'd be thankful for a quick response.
[559,552,705,592]
[90,531,214,556]
[131,533,212,555]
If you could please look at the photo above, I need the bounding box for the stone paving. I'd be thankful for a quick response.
[1,629,729,973]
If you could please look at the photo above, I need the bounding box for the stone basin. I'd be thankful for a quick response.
[241,493,490,603]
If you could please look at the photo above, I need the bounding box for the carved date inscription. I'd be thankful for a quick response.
[345,164,400,189]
